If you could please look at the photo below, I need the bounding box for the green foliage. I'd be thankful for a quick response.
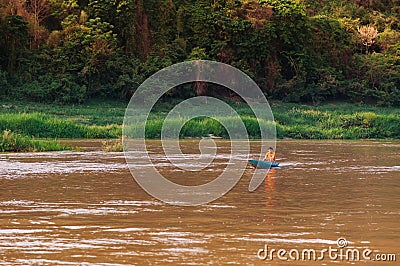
[0,130,69,152]
[17,77,87,103]
[265,0,309,47]
[0,113,121,138]
[0,0,399,106]
[379,28,400,55]
[350,53,400,106]
[1,99,399,140]
[0,98,127,125]
[0,69,10,96]
[273,103,400,139]
[0,15,29,73]
[129,107,400,140]
[124,100,400,140]
[129,116,273,139]
[46,16,118,96]
[187,47,208,60]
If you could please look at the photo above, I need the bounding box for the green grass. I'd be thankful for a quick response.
[272,104,400,139]
[0,130,69,152]
[128,116,275,139]
[0,113,121,138]
[0,99,126,126]
[1,99,399,140]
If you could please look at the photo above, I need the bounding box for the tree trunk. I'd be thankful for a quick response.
[193,60,207,97]
[135,0,151,60]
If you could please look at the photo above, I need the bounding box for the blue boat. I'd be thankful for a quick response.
[248,159,280,169]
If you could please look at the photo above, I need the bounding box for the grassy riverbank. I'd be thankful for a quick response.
[0,130,69,152]
[1,99,399,143]
[0,113,121,139]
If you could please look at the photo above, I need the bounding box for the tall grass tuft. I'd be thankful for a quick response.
[0,130,69,152]
[102,139,123,152]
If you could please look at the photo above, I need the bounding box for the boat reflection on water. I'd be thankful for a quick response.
[264,168,276,207]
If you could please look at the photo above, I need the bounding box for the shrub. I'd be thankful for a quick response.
[0,130,69,152]
[0,70,10,96]
[350,53,400,106]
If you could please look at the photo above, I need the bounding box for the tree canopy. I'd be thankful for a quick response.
[0,0,399,105]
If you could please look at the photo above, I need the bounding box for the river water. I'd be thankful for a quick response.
[0,140,399,265]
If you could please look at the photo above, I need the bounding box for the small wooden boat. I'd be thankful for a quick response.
[248,159,280,169]
[202,134,222,139]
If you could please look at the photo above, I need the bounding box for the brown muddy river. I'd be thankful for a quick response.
[0,140,399,265]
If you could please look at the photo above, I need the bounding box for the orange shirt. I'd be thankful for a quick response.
[265,151,276,162]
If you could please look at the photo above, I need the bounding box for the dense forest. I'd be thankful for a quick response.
[0,0,399,105]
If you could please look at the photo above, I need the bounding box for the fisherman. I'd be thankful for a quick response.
[264,147,276,162]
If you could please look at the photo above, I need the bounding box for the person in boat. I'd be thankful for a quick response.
[264,147,276,162]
